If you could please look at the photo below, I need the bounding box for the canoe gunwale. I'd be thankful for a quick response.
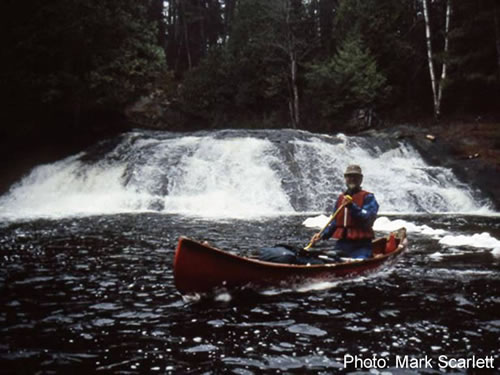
[176,235,406,270]
[173,231,408,293]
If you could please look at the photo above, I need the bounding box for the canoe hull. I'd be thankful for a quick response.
[174,233,407,294]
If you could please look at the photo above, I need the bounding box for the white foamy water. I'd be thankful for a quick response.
[302,214,331,229]
[304,215,500,254]
[0,155,151,220]
[0,135,294,220]
[439,232,500,251]
[160,137,294,218]
[373,217,447,237]
[291,135,489,214]
[303,215,446,237]
[0,129,494,220]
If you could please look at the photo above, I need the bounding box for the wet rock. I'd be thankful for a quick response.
[367,123,500,210]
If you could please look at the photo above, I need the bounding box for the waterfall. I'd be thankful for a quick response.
[0,129,492,220]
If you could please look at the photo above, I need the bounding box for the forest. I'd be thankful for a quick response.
[1,0,499,139]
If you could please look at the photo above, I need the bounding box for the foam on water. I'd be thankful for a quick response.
[294,272,391,293]
[304,214,500,254]
[303,215,446,236]
[302,214,330,229]
[439,232,500,251]
[373,217,447,236]
[0,129,494,220]
[160,136,294,218]
[0,155,150,220]
[291,135,489,214]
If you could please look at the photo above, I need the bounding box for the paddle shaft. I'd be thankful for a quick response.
[304,201,348,250]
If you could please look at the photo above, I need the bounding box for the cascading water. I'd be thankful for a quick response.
[0,129,492,220]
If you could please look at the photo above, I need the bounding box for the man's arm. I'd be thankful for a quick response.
[319,198,343,240]
[309,197,342,246]
[349,194,379,223]
[319,218,337,240]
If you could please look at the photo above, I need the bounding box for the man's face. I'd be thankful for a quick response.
[344,174,362,190]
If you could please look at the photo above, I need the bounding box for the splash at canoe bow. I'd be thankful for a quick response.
[173,229,407,294]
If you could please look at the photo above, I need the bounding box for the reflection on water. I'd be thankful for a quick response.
[1,214,499,373]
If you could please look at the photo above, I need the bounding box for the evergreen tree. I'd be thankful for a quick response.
[445,0,500,113]
[0,0,166,132]
[334,0,422,114]
[177,47,235,123]
[178,0,317,127]
[165,0,225,76]
[1,0,499,136]
[305,34,387,119]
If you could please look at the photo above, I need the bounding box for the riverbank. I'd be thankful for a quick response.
[363,122,500,210]
[426,122,499,210]
[0,124,128,197]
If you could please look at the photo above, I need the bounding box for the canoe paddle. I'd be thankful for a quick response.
[303,197,351,251]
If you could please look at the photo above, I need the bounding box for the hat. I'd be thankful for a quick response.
[344,164,363,176]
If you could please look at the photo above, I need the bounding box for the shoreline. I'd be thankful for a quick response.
[363,122,499,211]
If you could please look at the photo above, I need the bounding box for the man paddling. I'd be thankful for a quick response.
[260,164,378,264]
[309,164,379,259]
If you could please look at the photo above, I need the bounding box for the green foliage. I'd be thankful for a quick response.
[178,0,316,126]
[444,0,500,112]
[177,48,235,121]
[334,0,421,108]
[305,34,387,117]
[0,0,166,127]
[1,0,499,134]
[226,0,288,107]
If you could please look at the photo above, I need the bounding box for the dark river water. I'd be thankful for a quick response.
[1,214,499,374]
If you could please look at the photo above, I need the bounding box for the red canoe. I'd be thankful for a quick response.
[173,229,407,294]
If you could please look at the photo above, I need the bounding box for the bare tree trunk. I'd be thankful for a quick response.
[290,51,300,128]
[288,99,295,129]
[422,0,451,119]
[166,0,180,72]
[422,0,439,118]
[180,0,192,70]
[285,0,300,128]
[436,0,451,117]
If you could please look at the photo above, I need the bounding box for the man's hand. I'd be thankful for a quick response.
[309,232,321,248]
[342,194,353,206]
